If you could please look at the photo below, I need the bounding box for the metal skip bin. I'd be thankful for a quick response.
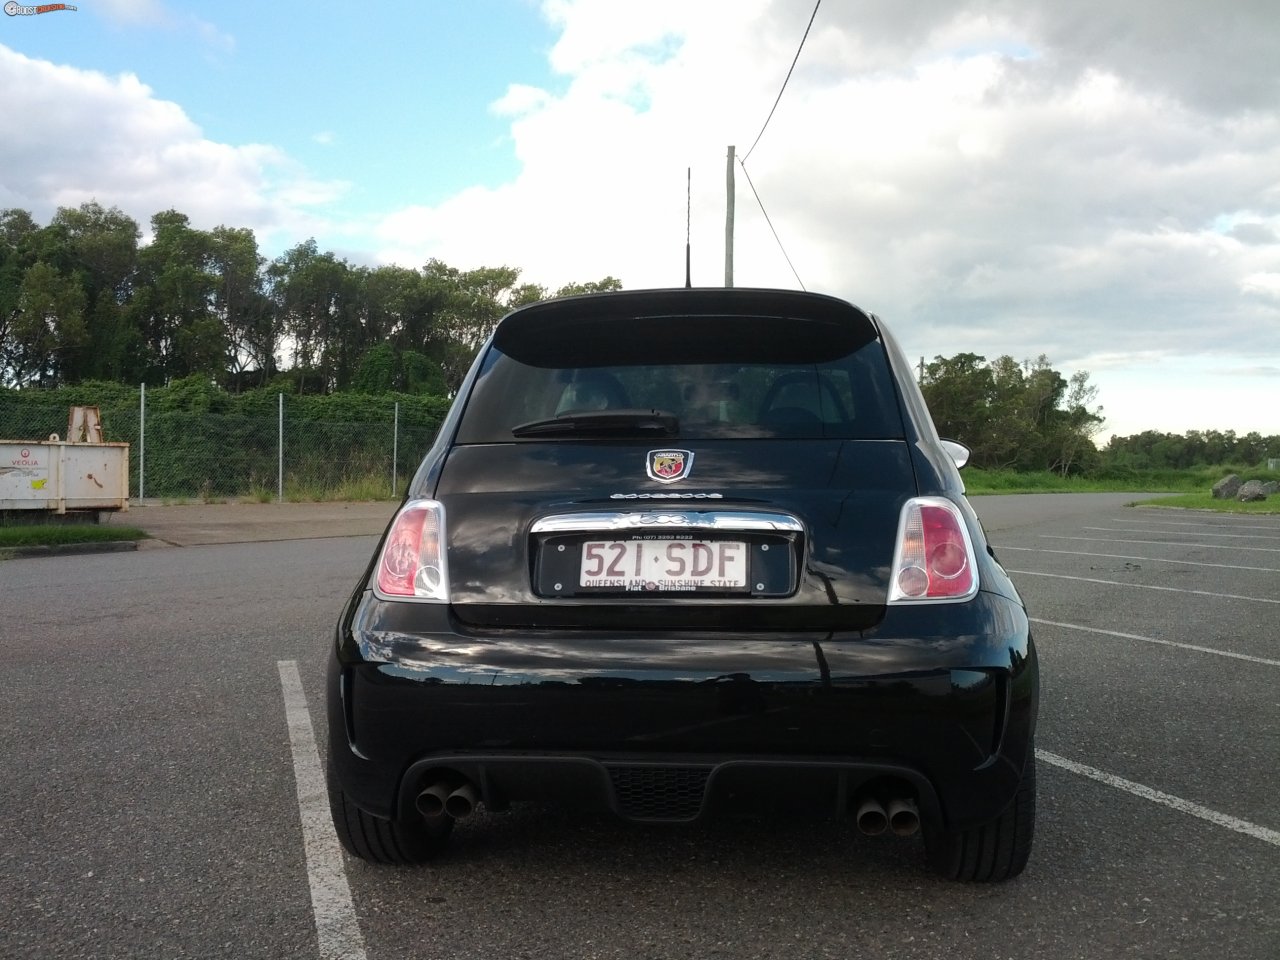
[0,438,130,514]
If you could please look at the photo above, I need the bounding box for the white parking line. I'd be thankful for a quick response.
[1007,570,1280,604]
[1086,526,1280,542]
[277,660,368,960]
[1001,544,1278,573]
[1116,518,1280,531]
[1030,618,1280,667]
[1043,535,1280,554]
[1037,750,1280,848]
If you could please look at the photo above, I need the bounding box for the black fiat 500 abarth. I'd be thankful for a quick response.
[326,287,1038,881]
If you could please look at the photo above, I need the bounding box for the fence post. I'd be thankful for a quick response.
[393,401,399,498]
[278,392,284,503]
[139,382,146,502]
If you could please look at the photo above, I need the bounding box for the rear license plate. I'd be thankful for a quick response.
[579,539,748,591]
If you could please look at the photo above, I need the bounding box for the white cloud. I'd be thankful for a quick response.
[1242,273,1280,300]
[91,0,169,25]
[368,0,1280,436]
[490,83,551,118]
[3,1,1277,438]
[89,1,236,56]
[375,3,1280,327]
[191,17,236,56]
[0,44,345,247]
[1220,366,1280,378]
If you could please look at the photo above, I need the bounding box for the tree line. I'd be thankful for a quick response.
[1102,429,1277,470]
[920,352,1106,475]
[4,202,1273,476]
[0,202,619,394]
[920,352,1277,473]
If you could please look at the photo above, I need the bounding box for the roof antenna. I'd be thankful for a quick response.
[684,167,692,288]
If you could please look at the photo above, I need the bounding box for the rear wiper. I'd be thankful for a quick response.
[512,409,679,438]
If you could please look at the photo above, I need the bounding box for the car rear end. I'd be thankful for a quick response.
[326,288,1037,879]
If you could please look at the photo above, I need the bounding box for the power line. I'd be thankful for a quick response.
[742,0,821,163]
[737,159,805,291]
[730,0,821,288]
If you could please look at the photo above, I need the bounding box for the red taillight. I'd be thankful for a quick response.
[888,498,978,603]
[374,500,449,601]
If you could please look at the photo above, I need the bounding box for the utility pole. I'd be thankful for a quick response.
[685,167,692,288]
[725,145,735,288]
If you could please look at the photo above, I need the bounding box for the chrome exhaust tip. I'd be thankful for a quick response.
[414,782,452,819]
[855,797,888,836]
[444,782,479,820]
[887,798,920,837]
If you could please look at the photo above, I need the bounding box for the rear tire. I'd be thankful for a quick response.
[328,779,453,865]
[927,752,1035,882]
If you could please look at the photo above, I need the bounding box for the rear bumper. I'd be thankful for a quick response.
[327,590,1037,833]
[398,753,945,827]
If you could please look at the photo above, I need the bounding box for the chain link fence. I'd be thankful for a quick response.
[0,392,438,502]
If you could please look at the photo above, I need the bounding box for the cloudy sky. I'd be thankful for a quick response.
[2,0,1277,440]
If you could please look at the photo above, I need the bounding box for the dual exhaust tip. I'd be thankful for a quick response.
[855,796,920,837]
[418,777,919,835]
[415,780,479,821]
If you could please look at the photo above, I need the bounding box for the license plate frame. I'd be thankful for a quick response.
[578,538,748,592]
[533,531,798,598]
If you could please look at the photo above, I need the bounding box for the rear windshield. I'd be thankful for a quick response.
[456,311,904,443]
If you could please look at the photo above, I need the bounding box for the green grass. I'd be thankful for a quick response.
[963,468,1198,495]
[0,522,148,549]
[962,465,1280,513]
[964,465,1275,499]
[281,473,399,503]
[1130,493,1280,514]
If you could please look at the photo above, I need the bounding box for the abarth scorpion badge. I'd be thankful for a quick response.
[647,449,694,483]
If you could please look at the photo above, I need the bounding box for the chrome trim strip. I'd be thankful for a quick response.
[531,510,804,534]
[609,492,723,499]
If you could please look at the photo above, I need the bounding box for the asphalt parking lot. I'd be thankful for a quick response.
[2,494,1276,959]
